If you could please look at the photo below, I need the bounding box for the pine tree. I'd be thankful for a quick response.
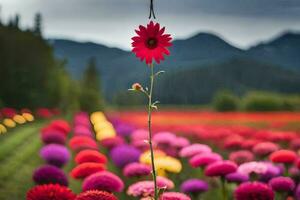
[14,14,20,28]
[79,57,104,112]
[33,12,42,36]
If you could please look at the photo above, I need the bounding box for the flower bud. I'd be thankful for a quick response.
[131,83,143,91]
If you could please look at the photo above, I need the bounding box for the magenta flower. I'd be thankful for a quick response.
[159,192,191,200]
[225,172,249,183]
[180,179,209,194]
[41,130,66,145]
[82,171,124,192]
[173,137,190,149]
[73,125,93,137]
[229,150,254,165]
[100,136,125,149]
[295,184,300,200]
[179,144,212,158]
[235,182,274,200]
[123,162,151,178]
[204,160,237,177]
[40,144,70,167]
[110,145,141,168]
[153,132,177,146]
[189,153,222,168]
[269,176,295,193]
[33,165,68,186]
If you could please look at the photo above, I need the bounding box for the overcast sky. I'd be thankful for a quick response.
[1,0,300,50]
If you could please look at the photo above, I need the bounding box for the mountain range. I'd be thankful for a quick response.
[49,31,300,104]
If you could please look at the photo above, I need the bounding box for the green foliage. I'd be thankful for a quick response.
[213,90,239,111]
[0,25,55,108]
[241,91,300,111]
[79,57,104,113]
[0,20,84,112]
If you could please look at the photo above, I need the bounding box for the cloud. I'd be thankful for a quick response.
[0,0,300,49]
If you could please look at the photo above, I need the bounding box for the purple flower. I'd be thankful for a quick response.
[180,179,209,194]
[40,144,70,167]
[123,162,151,178]
[110,145,141,168]
[82,171,124,192]
[259,162,283,182]
[33,165,68,186]
[235,182,274,200]
[115,123,135,137]
[269,176,295,193]
[226,172,249,183]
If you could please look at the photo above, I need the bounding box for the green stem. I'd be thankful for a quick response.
[221,177,228,200]
[148,64,158,200]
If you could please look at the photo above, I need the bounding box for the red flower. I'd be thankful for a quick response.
[75,150,107,164]
[71,162,106,179]
[26,184,76,200]
[269,150,297,164]
[132,21,172,65]
[75,190,117,200]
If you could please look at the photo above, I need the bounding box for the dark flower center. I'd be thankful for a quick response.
[146,37,158,49]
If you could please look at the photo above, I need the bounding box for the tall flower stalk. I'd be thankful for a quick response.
[130,65,163,200]
[130,21,172,200]
[147,64,158,199]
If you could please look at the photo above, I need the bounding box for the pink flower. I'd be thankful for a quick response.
[189,153,222,168]
[204,160,237,177]
[159,192,191,200]
[238,162,268,176]
[179,144,211,158]
[127,177,174,197]
[252,142,279,157]
[123,162,151,178]
[229,150,254,165]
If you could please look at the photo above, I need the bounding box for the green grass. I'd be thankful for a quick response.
[0,122,45,200]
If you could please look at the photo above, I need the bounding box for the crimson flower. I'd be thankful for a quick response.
[75,190,117,200]
[132,21,172,65]
[26,184,76,200]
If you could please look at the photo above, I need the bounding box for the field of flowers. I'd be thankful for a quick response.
[1,109,300,199]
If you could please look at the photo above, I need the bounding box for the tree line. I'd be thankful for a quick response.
[0,12,104,113]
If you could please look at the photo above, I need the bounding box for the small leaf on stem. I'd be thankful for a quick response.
[154,70,165,77]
